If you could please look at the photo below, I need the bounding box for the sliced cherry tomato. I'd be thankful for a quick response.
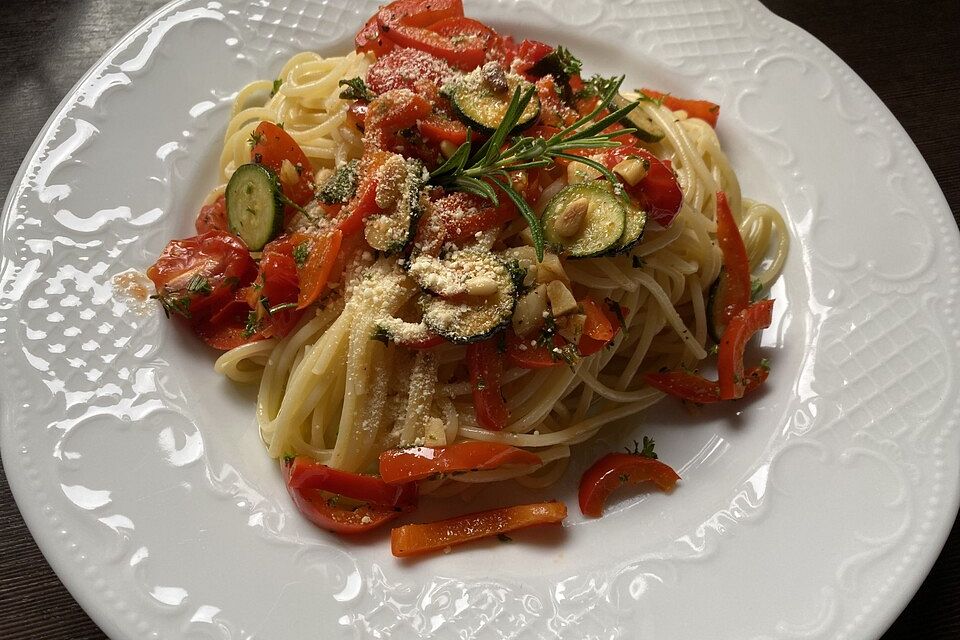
[578,298,626,356]
[294,229,343,309]
[355,12,395,57]
[600,145,683,227]
[391,501,567,557]
[364,89,432,150]
[281,460,401,534]
[718,299,774,400]
[466,339,509,430]
[417,113,469,147]
[578,453,680,517]
[709,191,752,341]
[287,456,417,509]
[513,39,553,76]
[505,332,567,369]
[643,365,769,404]
[147,230,257,321]
[641,88,720,128]
[245,234,305,339]
[379,442,542,484]
[432,191,517,243]
[250,121,315,208]
[193,288,255,350]
[195,195,227,234]
[366,47,453,94]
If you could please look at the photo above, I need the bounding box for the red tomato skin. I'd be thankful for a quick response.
[600,145,683,227]
[195,195,228,233]
[578,453,680,517]
[250,121,315,208]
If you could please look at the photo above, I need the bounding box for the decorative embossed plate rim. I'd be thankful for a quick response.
[2,1,958,639]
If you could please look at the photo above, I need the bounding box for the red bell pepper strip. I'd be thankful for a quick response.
[466,339,509,430]
[505,332,567,369]
[417,113,469,147]
[578,453,680,517]
[376,0,487,71]
[717,299,774,400]
[281,460,402,534]
[355,12,395,57]
[379,442,542,484]
[578,298,627,356]
[708,191,752,341]
[644,365,769,404]
[295,229,342,309]
[640,88,720,128]
[286,456,417,509]
[391,501,567,557]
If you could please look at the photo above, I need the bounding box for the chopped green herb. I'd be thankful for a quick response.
[371,325,391,344]
[271,78,283,97]
[497,533,512,543]
[631,255,644,269]
[338,77,375,101]
[243,311,260,337]
[186,273,212,295]
[293,241,310,268]
[151,293,192,319]
[750,277,764,302]
[430,77,640,261]
[626,436,657,459]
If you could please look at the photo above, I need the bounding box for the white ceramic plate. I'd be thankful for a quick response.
[2,1,958,638]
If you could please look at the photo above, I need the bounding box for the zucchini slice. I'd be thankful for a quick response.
[447,68,540,134]
[412,247,517,344]
[363,159,425,254]
[226,163,283,250]
[614,206,647,254]
[541,182,626,258]
[317,159,359,204]
[612,94,665,143]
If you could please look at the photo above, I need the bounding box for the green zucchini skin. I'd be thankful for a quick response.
[447,70,540,134]
[413,248,517,344]
[541,182,627,259]
[363,159,425,255]
[612,94,665,143]
[613,205,647,254]
[225,163,283,250]
[317,159,359,205]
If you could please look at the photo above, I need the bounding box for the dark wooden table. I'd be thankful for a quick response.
[1,1,958,638]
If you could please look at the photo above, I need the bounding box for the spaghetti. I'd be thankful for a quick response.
[147,0,788,548]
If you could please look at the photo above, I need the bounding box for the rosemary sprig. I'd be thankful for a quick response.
[430,76,639,261]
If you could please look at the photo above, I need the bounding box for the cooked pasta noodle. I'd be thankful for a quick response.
[207,48,788,493]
